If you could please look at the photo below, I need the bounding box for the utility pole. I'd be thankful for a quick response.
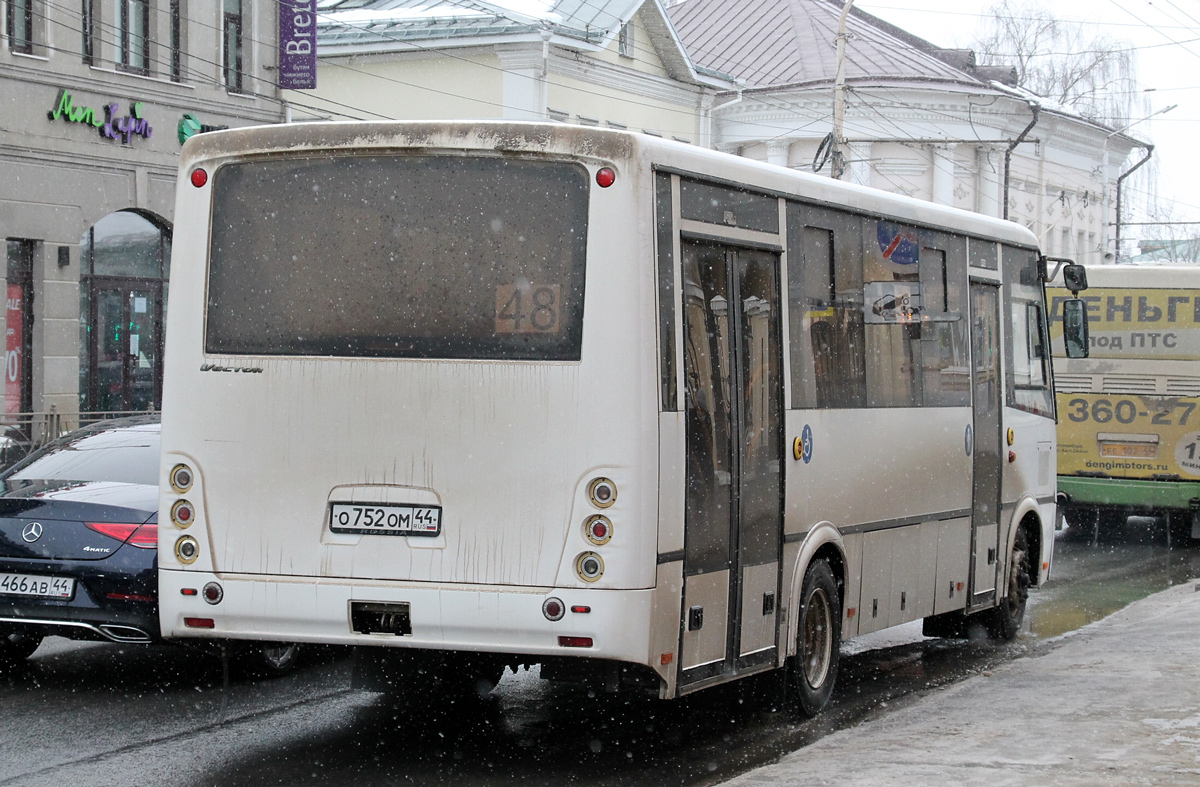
[832,0,854,180]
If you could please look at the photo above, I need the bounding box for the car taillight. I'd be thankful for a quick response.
[85,522,140,543]
[126,524,158,549]
[85,521,156,548]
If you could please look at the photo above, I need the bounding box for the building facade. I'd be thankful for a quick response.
[668,0,1141,266]
[289,0,733,144]
[1,0,284,430]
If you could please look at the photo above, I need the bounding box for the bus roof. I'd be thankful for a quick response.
[1049,263,1200,288]
[180,120,1040,249]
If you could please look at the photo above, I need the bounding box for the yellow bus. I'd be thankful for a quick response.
[1050,264,1200,540]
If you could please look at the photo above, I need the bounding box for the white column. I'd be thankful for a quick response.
[847,141,871,186]
[931,143,957,207]
[496,45,546,121]
[976,146,1001,219]
[766,140,790,168]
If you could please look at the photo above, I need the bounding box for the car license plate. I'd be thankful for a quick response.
[0,573,75,599]
[329,503,441,537]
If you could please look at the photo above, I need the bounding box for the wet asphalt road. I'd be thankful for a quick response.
[2,528,1198,787]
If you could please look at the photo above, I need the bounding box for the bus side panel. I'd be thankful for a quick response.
[784,407,970,639]
[1001,407,1057,584]
[785,408,972,536]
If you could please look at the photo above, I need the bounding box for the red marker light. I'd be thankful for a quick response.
[570,605,591,614]
[184,617,215,629]
[558,636,593,648]
[595,167,616,188]
[190,168,208,188]
[181,588,198,596]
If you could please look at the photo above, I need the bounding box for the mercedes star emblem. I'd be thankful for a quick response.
[21,522,43,543]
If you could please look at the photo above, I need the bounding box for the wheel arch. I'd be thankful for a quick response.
[1005,496,1044,590]
[784,522,847,659]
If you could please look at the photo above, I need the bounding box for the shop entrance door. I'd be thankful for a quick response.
[87,280,162,412]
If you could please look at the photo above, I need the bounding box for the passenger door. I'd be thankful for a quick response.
[678,240,783,688]
[969,282,1002,605]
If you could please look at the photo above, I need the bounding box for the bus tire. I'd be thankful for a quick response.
[235,641,302,678]
[0,630,42,664]
[788,559,841,717]
[983,525,1031,641]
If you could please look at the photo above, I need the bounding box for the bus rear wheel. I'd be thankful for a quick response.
[983,526,1031,641]
[788,559,841,717]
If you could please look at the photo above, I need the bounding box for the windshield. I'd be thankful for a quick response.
[6,424,160,486]
[206,155,590,360]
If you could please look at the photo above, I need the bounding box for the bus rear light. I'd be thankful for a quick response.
[190,168,208,188]
[584,514,612,545]
[175,535,200,564]
[171,500,195,528]
[587,477,616,508]
[184,617,215,629]
[170,464,194,492]
[576,552,604,582]
[595,167,616,188]
[181,588,198,596]
[542,597,565,621]
[558,636,593,648]
[570,605,590,614]
[203,582,223,605]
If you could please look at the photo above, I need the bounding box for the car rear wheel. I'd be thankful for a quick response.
[0,631,43,664]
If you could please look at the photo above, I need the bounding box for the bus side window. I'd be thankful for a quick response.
[919,233,969,407]
[862,218,921,407]
[1003,246,1053,417]
[787,203,864,409]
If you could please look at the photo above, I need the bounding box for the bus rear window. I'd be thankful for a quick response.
[206,156,589,360]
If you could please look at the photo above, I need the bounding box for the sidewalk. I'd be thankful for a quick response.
[723,579,1200,786]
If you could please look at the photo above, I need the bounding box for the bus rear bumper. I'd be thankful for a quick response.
[1057,474,1200,512]
[158,569,655,664]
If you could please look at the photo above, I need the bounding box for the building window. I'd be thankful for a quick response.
[6,0,34,54]
[170,0,184,81]
[119,0,151,74]
[223,0,244,92]
[4,241,34,416]
[82,0,96,64]
[618,21,633,58]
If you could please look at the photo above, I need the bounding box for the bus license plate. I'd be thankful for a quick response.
[1100,443,1158,459]
[329,503,441,537]
[0,573,75,599]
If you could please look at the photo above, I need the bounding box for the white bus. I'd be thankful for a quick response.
[1050,264,1200,541]
[159,121,1075,714]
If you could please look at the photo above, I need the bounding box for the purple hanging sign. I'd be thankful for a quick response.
[279,0,317,90]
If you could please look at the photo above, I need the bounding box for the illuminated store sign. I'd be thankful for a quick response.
[177,114,229,145]
[47,89,153,144]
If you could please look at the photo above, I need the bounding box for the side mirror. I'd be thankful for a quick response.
[1062,298,1090,358]
[1062,263,1088,294]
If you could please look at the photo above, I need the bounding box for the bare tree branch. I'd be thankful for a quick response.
[972,0,1141,126]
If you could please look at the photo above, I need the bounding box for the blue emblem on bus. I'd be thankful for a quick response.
[876,221,920,266]
[802,424,813,464]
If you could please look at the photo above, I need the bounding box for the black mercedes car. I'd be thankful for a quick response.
[0,416,298,674]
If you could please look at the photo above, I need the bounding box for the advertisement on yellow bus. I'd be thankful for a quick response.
[1049,267,1200,538]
